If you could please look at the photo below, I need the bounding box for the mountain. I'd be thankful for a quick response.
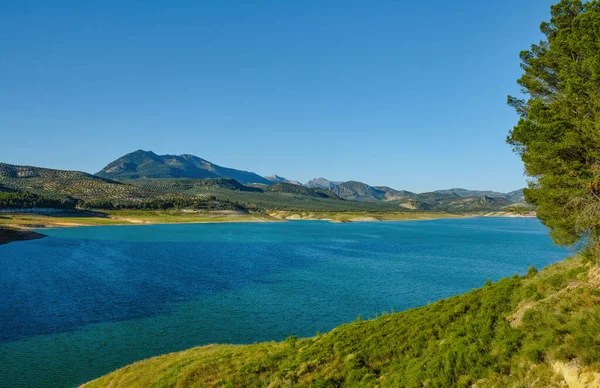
[331,181,387,201]
[301,180,524,210]
[434,188,528,203]
[96,150,272,185]
[505,189,525,202]
[264,175,302,185]
[265,182,339,199]
[434,188,507,198]
[304,178,341,190]
[373,186,416,201]
[444,195,514,211]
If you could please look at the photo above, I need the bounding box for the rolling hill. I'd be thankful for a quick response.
[0,162,155,204]
[373,186,416,201]
[96,150,272,185]
[265,182,339,199]
[331,181,387,201]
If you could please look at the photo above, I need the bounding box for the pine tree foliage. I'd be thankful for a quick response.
[508,0,600,247]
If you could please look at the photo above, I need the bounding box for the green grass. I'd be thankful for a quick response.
[84,255,600,387]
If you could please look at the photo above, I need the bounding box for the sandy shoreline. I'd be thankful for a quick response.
[0,210,536,244]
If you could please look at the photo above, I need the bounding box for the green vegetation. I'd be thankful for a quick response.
[265,182,338,199]
[507,0,600,249]
[85,255,600,387]
[125,178,412,212]
[0,162,158,204]
[123,178,262,193]
[331,181,388,201]
[0,191,76,209]
[79,197,246,211]
[96,149,272,184]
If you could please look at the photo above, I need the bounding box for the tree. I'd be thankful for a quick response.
[507,0,600,251]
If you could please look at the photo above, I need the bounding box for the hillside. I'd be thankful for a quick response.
[265,182,338,199]
[435,188,526,203]
[302,178,526,208]
[445,195,514,212]
[331,181,387,201]
[85,254,600,387]
[373,186,416,201]
[434,188,507,198]
[265,175,302,185]
[0,163,155,204]
[0,163,253,211]
[125,178,262,193]
[96,150,272,185]
[506,189,525,202]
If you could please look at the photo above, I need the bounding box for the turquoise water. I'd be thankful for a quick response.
[0,218,568,387]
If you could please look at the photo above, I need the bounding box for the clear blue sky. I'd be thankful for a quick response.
[1,0,555,192]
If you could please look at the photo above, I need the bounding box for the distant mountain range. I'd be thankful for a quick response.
[301,179,524,205]
[95,150,525,204]
[0,150,528,213]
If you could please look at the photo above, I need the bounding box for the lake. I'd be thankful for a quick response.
[0,218,568,387]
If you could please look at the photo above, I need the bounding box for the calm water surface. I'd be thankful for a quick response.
[0,218,568,387]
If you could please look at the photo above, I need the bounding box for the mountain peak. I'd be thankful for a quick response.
[96,151,271,184]
[264,175,302,185]
[304,177,341,189]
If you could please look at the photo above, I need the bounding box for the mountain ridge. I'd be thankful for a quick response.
[1,156,528,213]
[96,150,272,185]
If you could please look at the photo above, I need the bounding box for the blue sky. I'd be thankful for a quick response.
[1,0,554,192]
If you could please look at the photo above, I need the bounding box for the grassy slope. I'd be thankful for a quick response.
[85,256,600,387]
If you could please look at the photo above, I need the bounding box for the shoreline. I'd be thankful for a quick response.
[0,210,466,230]
[0,227,47,245]
[0,209,536,244]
